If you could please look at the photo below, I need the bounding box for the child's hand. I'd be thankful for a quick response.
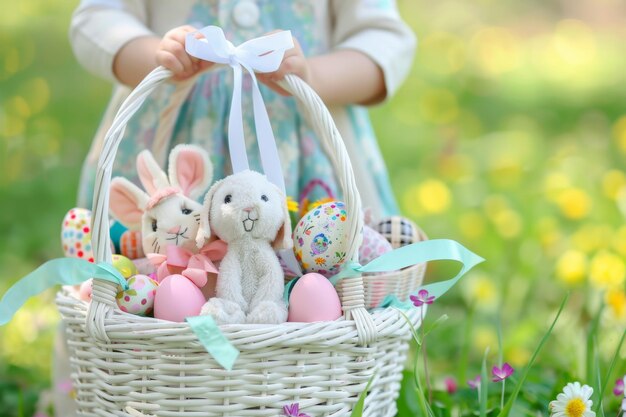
[156,25,214,81]
[256,36,312,96]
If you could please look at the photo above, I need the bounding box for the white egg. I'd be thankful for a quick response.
[292,201,350,277]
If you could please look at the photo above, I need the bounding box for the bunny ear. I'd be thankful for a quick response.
[168,144,213,200]
[137,150,170,195]
[109,177,149,230]
[272,186,294,251]
[195,177,224,249]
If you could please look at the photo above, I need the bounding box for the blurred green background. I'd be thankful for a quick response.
[1,0,625,416]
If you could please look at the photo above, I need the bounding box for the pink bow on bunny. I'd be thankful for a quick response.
[147,240,227,290]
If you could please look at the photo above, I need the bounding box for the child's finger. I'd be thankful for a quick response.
[161,38,195,74]
[256,74,291,96]
[156,50,184,74]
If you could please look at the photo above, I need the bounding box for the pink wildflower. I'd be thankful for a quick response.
[445,377,458,394]
[492,363,515,382]
[614,377,625,396]
[410,289,435,307]
[468,375,481,389]
[283,403,310,417]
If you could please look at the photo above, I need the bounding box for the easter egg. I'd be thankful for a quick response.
[61,208,95,262]
[293,201,351,277]
[375,216,426,249]
[111,254,137,279]
[288,273,342,322]
[78,279,93,302]
[154,275,206,322]
[120,230,144,259]
[116,274,158,316]
[359,225,393,265]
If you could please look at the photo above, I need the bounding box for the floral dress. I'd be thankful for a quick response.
[75,0,416,219]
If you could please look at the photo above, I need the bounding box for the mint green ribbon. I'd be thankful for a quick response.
[330,239,484,308]
[186,315,240,370]
[0,258,128,326]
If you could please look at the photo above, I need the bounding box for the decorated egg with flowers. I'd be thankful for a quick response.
[116,274,159,316]
[293,201,351,277]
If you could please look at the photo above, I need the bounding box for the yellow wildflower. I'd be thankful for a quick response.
[458,211,486,240]
[505,346,531,368]
[612,115,626,153]
[417,179,452,214]
[555,187,592,220]
[612,225,626,257]
[473,326,498,353]
[555,250,587,285]
[286,196,299,213]
[571,224,612,253]
[463,273,498,311]
[589,251,625,290]
[492,209,522,239]
[605,289,626,324]
[602,170,626,200]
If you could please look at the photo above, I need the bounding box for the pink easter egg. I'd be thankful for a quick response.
[358,225,393,265]
[288,273,342,322]
[154,275,206,322]
[78,279,93,302]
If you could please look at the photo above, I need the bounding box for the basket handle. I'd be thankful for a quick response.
[87,67,375,345]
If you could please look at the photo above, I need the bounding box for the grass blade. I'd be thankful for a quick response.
[496,292,570,417]
[594,328,626,414]
[350,372,376,417]
[480,347,490,417]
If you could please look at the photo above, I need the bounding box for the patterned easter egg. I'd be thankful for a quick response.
[61,208,95,262]
[120,230,144,259]
[111,254,137,279]
[116,274,158,316]
[359,225,393,265]
[293,201,351,277]
[375,216,426,249]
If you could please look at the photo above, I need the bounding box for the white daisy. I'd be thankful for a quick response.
[549,382,596,417]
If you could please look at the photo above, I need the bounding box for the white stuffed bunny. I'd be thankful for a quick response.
[196,170,292,324]
[109,144,213,255]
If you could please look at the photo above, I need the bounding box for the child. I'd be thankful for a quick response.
[71,0,415,219]
[56,1,415,415]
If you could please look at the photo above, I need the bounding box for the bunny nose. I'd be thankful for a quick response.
[167,225,181,234]
[243,207,254,213]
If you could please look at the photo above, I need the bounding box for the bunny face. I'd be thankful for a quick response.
[199,170,292,249]
[110,145,213,255]
[142,195,202,254]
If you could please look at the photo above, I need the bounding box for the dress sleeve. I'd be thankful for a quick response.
[330,0,416,100]
[69,0,154,82]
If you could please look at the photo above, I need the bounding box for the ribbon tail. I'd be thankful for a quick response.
[228,64,249,173]
[245,64,286,193]
[186,315,239,370]
[377,239,484,308]
[0,258,126,326]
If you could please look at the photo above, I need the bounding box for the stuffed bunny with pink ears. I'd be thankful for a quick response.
[109,144,213,256]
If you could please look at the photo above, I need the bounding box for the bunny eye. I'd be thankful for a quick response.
[261,194,269,202]
[224,194,232,204]
[181,208,192,215]
[151,219,158,232]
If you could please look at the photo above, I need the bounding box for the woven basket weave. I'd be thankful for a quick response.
[57,67,424,417]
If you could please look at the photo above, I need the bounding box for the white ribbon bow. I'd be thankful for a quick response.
[185,26,294,192]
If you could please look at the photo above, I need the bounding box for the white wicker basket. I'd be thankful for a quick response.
[57,67,423,417]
